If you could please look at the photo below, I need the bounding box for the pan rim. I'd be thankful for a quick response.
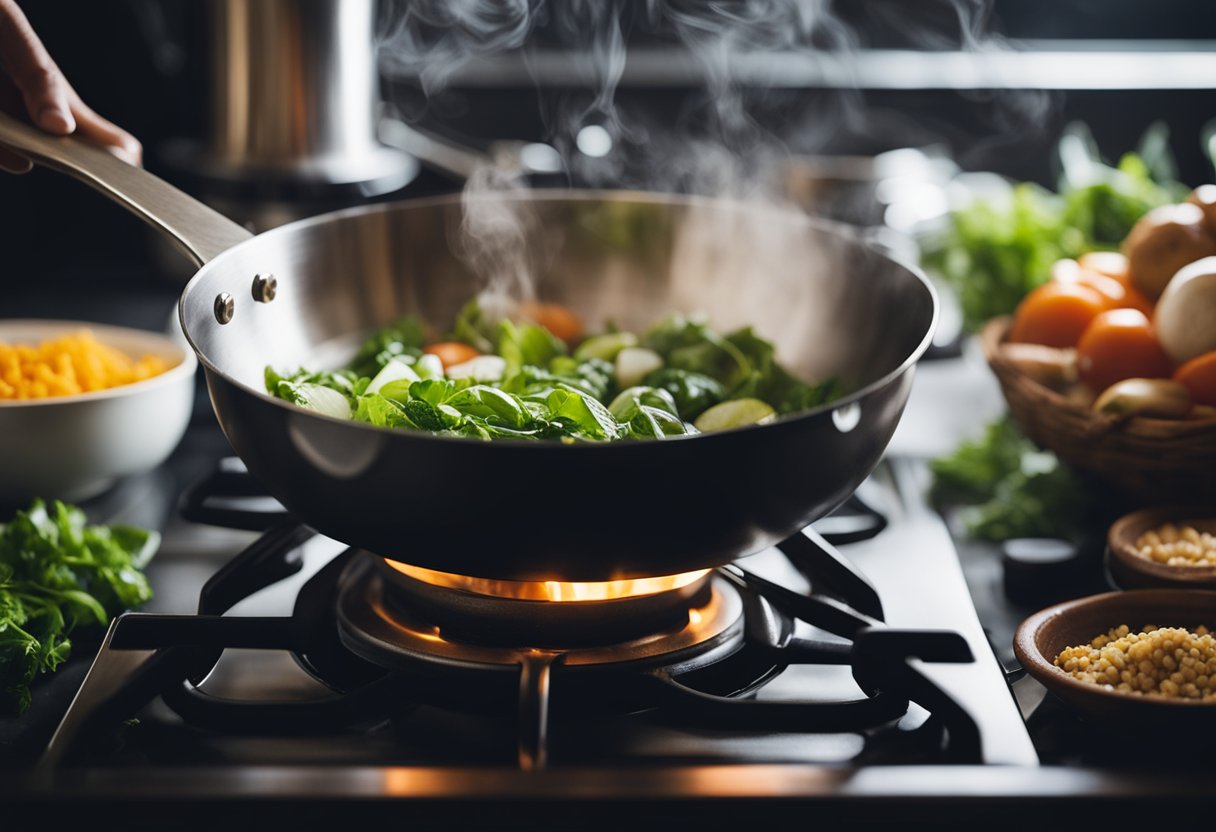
[179,188,938,449]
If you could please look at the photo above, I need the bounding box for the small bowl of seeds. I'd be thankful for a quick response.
[1107,506,1216,590]
[1014,589,1216,725]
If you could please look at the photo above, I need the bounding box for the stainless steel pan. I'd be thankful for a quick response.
[0,112,936,582]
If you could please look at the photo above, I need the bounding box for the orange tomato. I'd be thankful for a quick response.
[1076,308,1174,394]
[1173,351,1216,407]
[519,302,583,343]
[1009,281,1108,348]
[1052,259,1154,317]
[424,341,481,368]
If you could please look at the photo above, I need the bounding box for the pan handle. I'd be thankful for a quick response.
[0,111,252,267]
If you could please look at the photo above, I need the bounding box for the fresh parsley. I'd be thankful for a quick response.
[0,500,156,714]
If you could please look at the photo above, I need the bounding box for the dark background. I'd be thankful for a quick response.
[2,1,1215,295]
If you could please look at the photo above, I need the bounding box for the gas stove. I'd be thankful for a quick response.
[34,454,1027,772]
[6,423,1214,827]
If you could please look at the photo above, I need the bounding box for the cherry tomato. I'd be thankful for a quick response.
[1076,308,1174,394]
[519,302,583,343]
[1009,282,1107,349]
[424,341,481,368]
[1173,351,1216,407]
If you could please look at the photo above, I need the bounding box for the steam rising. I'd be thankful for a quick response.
[377,0,541,96]
[455,166,539,319]
[379,1,1054,312]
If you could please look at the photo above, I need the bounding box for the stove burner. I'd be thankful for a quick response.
[376,559,718,646]
[341,555,742,666]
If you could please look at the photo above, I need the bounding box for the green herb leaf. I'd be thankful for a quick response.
[353,393,414,428]
[498,319,566,377]
[931,417,1100,543]
[546,388,621,440]
[347,316,426,378]
[449,299,498,354]
[0,500,157,715]
[641,368,725,420]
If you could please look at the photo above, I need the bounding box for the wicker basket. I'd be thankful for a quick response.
[981,317,1216,504]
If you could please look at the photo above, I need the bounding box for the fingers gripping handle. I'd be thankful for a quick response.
[0,110,252,267]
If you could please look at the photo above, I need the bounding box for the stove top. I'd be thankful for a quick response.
[6,427,1214,826]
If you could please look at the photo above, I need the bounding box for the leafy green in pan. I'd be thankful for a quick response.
[266,303,842,442]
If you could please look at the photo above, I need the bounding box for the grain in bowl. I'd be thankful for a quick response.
[1054,624,1216,701]
[1135,523,1216,567]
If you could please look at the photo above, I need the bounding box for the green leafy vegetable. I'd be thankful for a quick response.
[498,319,566,376]
[266,299,842,443]
[642,368,725,420]
[607,386,681,420]
[0,500,157,714]
[546,388,622,440]
[403,398,462,432]
[930,417,1098,542]
[644,314,752,388]
[353,393,413,428]
[347,316,426,379]
[449,298,499,354]
[265,366,364,403]
[446,385,529,429]
[724,327,839,415]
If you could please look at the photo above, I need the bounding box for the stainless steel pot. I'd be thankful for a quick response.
[0,112,936,582]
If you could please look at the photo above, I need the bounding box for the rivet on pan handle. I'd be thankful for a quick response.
[214,292,234,324]
[252,273,277,303]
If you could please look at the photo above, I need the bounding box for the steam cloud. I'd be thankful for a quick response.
[378,1,1054,309]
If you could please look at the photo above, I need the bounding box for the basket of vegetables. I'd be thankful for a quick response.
[982,185,1216,504]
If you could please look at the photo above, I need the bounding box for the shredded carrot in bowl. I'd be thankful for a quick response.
[0,330,172,400]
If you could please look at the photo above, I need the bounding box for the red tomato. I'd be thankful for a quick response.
[424,342,481,368]
[1009,282,1108,349]
[1052,259,1154,317]
[1173,351,1216,407]
[1076,309,1175,394]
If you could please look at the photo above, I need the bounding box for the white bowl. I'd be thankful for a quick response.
[0,320,196,503]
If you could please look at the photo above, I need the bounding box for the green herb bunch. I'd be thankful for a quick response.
[0,500,156,714]
[930,417,1100,543]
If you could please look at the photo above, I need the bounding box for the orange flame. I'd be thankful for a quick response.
[384,561,710,602]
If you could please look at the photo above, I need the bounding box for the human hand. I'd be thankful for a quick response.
[0,0,141,173]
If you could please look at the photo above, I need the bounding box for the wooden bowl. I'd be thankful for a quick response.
[1014,589,1216,726]
[1107,507,1216,590]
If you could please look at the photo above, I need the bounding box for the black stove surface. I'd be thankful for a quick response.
[7,426,1215,829]
[31,455,1026,776]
